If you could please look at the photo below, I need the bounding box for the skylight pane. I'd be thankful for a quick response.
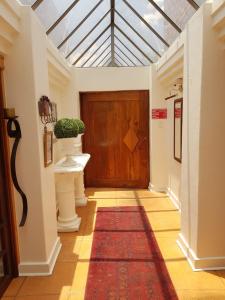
[93,51,111,67]
[195,0,206,5]
[115,0,166,55]
[154,0,196,30]
[19,0,36,5]
[115,37,144,66]
[101,57,111,67]
[96,56,110,67]
[88,44,111,67]
[115,14,158,62]
[48,0,104,46]
[60,1,110,57]
[34,0,75,31]
[85,39,111,67]
[114,40,142,66]
[76,29,110,67]
[115,59,122,67]
[114,27,150,66]
[115,47,134,66]
[114,54,127,67]
[72,26,111,66]
[123,0,179,45]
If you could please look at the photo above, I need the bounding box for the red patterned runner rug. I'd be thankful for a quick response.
[84,206,178,300]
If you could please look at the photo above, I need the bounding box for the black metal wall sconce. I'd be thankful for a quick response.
[4,108,28,227]
[165,78,183,101]
[38,96,57,126]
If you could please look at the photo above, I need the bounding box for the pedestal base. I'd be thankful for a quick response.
[57,216,81,232]
[75,197,88,207]
[74,171,87,207]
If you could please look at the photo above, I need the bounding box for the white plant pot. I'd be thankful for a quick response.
[60,135,83,167]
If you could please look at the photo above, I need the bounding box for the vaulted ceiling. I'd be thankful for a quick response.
[19,0,205,68]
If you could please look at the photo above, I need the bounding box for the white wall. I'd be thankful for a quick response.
[197,3,225,258]
[3,5,61,275]
[149,65,168,192]
[165,88,182,207]
[74,66,150,92]
[149,45,183,209]
[48,83,64,162]
[178,2,225,270]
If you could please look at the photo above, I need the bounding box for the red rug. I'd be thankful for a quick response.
[84,206,178,300]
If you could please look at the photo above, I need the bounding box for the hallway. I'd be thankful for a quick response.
[2,189,225,300]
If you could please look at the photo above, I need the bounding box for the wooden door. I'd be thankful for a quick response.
[80,90,150,188]
[0,59,18,296]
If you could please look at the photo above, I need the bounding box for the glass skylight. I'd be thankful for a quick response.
[18,0,205,67]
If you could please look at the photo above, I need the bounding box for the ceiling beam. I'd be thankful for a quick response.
[57,0,104,48]
[115,25,153,63]
[46,0,80,34]
[147,0,181,33]
[90,44,111,67]
[65,10,110,59]
[115,44,136,66]
[114,52,129,66]
[31,0,44,10]
[111,0,115,64]
[186,0,199,10]
[81,35,111,67]
[115,10,161,57]
[96,51,111,67]
[114,35,145,66]
[122,0,169,48]
[72,24,111,65]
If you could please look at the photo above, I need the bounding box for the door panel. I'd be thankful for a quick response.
[0,64,18,296]
[80,90,150,188]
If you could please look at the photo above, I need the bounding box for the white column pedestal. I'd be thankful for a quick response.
[75,171,87,207]
[56,173,81,232]
[54,154,90,232]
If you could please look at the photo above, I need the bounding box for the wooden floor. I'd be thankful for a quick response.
[2,188,225,300]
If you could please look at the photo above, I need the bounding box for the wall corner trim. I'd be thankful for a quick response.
[177,233,225,271]
[18,237,62,276]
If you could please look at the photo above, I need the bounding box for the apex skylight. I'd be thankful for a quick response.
[19,0,205,68]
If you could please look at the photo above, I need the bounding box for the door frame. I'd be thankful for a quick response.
[79,90,150,188]
[0,56,19,293]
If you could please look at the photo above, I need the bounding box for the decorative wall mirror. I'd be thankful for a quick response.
[174,98,183,163]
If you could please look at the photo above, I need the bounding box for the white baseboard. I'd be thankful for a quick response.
[149,183,180,210]
[166,188,181,210]
[19,237,62,276]
[177,233,225,271]
[148,182,167,193]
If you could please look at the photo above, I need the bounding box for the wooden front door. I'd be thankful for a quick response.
[0,59,18,296]
[80,90,150,188]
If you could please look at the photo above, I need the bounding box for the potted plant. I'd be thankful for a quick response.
[54,118,85,166]
[73,118,85,155]
[74,118,85,134]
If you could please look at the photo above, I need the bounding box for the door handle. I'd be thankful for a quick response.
[4,110,28,227]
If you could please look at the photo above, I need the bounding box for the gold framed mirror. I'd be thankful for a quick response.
[174,98,183,163]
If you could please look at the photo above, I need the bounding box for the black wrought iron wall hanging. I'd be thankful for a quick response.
[4,108,28,227]
[38,95,57,125]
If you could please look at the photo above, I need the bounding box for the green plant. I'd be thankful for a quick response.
[54,118,79,139]
[74,119,85,134]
